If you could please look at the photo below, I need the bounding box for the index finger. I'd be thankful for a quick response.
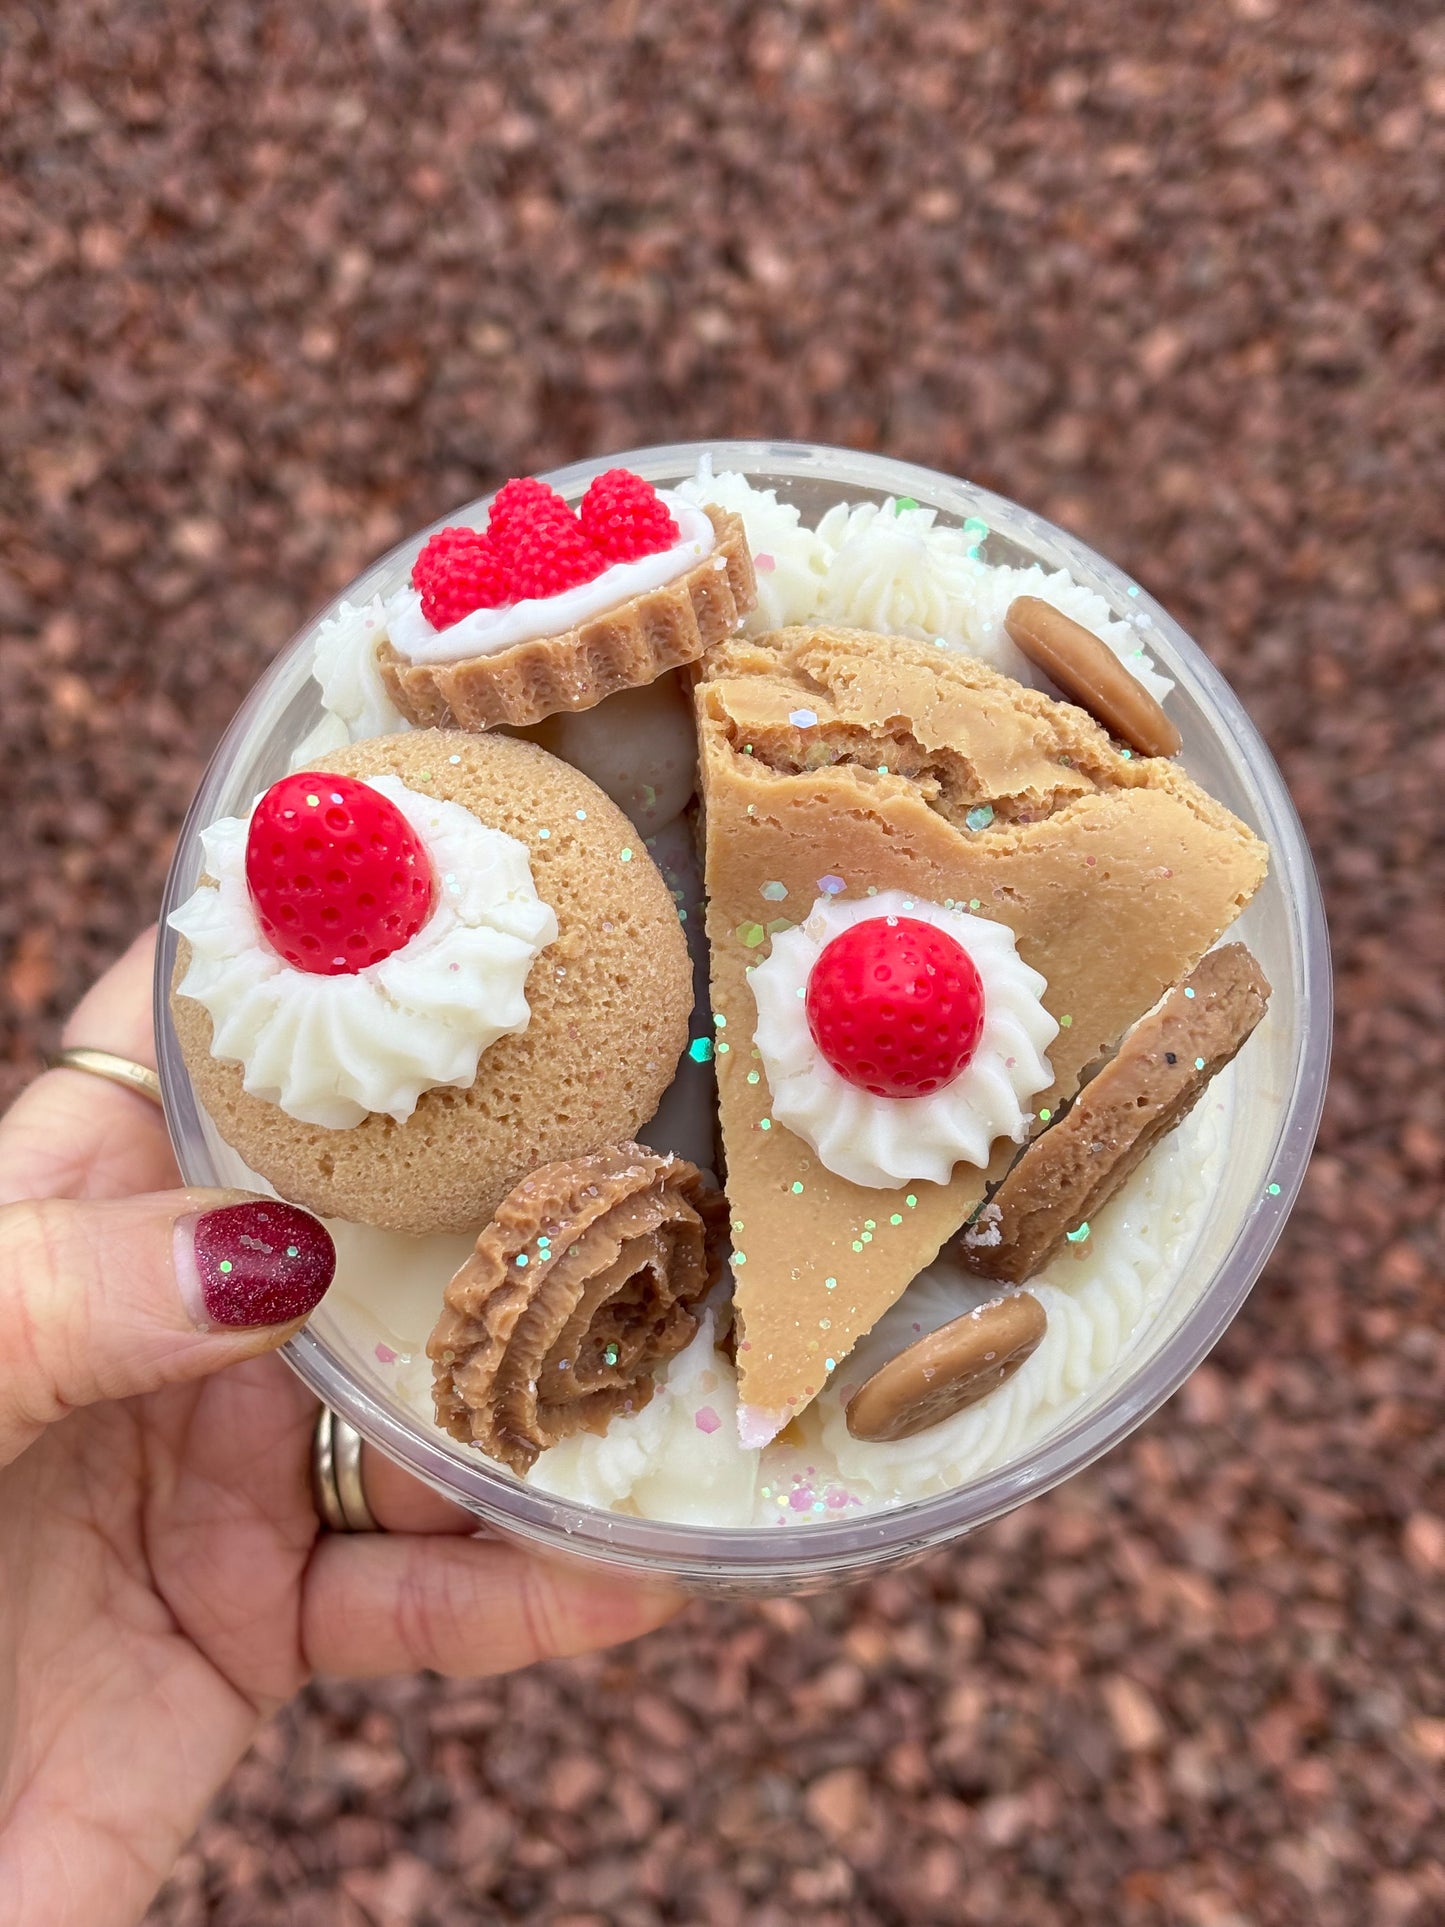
[0,927,178,1204]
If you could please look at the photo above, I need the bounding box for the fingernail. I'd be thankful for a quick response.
[177,1200,336,1330]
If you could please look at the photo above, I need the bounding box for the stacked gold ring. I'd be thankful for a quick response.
[311,1407,381,1532]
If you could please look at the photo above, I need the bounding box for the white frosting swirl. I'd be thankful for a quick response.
[169,775,557,1128]
[954,551,1174,704]
[383,492,716,666]
[813,1087,1223,1501]
[526,1308,759,1525]
[812,498,981,643]
[307,468,1171,753]
[681,467,1172,702]
[813,498,1173,699]
[676,456,827,631]
[295,596,409,764]
[749,890,1058,1189]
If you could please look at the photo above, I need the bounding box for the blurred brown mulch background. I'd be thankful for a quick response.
[3,2,1443,1922]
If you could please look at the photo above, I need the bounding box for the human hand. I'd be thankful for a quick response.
[0,930,680,1927]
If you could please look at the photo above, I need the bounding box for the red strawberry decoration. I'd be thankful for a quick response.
[579,468,680,562]
[412,527,509,630]
[245,773,434,976]
[805,916,985,1099]
[407,470,681,629]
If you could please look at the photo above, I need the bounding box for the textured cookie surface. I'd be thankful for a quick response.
[956,942,1271,1283]
[171,730,693,1235]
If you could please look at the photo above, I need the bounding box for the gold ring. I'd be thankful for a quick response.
[312,1407,381,1532]
[48,1046,163,1109]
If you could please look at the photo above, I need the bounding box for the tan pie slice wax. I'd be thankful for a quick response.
[697,627,1268,1444]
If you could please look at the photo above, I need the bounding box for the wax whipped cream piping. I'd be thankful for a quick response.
[676,457,829,631]
[749,890,1058,1189]
[169,775,557,1128]
[813,1086,1225,1501]
[298,597,409,763]
[679,463,1172,701]
[384,492,716,666]
[526,1308,759,1526]
[308,463,1169,748]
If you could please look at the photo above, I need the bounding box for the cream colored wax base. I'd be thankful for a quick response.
[322,1072,1227,1527]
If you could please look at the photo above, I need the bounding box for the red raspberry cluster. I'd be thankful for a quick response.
[410,470,681,630]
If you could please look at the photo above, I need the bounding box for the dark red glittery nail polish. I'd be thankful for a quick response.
[180,1200,336,1329]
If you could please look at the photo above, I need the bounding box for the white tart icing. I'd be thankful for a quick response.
[383,492,715,666]
[169,775,557,1128]
[749,889,1058,1189]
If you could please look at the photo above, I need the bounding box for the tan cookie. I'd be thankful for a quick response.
[379,507,757,731]
[171,731,694,1237]
[846,1291,1048,1442]
[1004,595,1182,759]
[429,1142,728,1474]
[956,943,1270,1284]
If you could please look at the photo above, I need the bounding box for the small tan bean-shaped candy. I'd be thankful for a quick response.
[845,1291,1048,1443]
[1004,595,1182,759]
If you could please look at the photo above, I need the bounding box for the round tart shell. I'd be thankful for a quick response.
[170,730,694,1237]
[378,505,756,731]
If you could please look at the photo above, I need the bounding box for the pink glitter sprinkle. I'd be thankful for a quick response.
[826,1487,850,1510]
[754,552,776,572]
[789,1485,815,1511]
[694,1405,722,1435]
[375,1343,398,1364]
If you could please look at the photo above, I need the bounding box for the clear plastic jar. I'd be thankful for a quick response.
[156,441,1331,1595]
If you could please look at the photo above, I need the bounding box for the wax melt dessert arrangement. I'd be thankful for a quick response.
[168,461,1274,1524]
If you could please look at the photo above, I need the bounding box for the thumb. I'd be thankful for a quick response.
[0,1190,336,1461]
